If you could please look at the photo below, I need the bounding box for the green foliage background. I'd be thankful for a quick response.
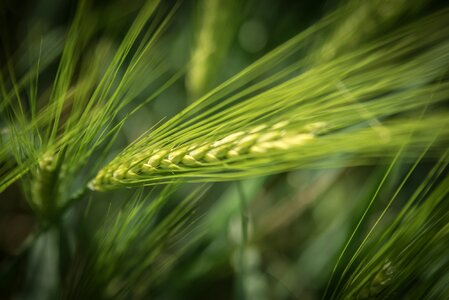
[0,0,448,299]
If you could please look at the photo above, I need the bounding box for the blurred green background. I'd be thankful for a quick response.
[1,0,448,299]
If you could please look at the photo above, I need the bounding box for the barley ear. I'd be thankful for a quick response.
[89,121,323,190]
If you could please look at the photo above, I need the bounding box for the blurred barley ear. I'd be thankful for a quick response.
[186,0,241,100]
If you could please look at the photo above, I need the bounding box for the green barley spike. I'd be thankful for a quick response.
[89,121,325,191]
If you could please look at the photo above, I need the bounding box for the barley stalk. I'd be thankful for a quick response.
[89,121,326,190]
[32,152,60,217]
